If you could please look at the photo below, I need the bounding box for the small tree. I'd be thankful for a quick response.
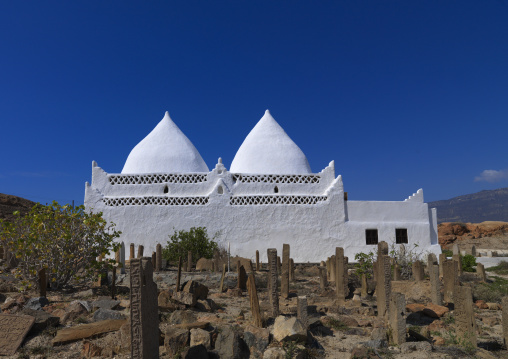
[0,201,121,290]
[162,227,218,264]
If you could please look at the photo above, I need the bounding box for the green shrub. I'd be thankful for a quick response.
[461,254,476,272]
[473,276,508,303]
[162,227,218,264]
[442,249,453,257]
[354,251,375,279]
[0,201,121,290]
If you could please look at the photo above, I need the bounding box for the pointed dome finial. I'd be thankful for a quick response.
[122,112,209,174]
[230,110,311,174]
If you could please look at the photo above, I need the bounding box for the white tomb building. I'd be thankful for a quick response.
[84,110,441,262]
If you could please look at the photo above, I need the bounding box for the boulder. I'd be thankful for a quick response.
[93,308,127,321]
[181,344,209,359]
[475,300,489,309]
[243,324,270,353]
[262,347,285,359]
[21,307,59,332]
[182,280,209,300]
[158,290,184,311]
[196,258,214,271]
[406,303,425,313]
[487,302,501,310]
[24,297,49,311]
[422,304,449,318]
[173,291,197,307]
[164,327,189,357]
[196,299,218,312]
[169,310,198,325]
[190,328,211,349]
[215,325,247,359]
[400,341,432,353]
[91,299,120,310]
[60,301,89,324]
[272,316,307,342]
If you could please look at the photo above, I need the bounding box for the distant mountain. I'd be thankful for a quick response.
[0,193,36,222]
[429,187,508,223]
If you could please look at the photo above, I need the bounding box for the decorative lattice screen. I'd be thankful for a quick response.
[103,196,209,206]
[232,174,320,184]
[230,195,327,205]
[108,174,207,185]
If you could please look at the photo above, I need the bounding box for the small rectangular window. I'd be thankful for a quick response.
[396,228,408,244]
[365,229,378,245]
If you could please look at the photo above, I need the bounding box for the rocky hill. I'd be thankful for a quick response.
[428,187,508,223]
[0,193,36,222]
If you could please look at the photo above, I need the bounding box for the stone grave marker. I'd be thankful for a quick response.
[335,247,346,304]
[256,250,260,271]
[452,254,462,275]
[290,258,295,281]
[376,242,391,318]
[187,251,192,272]
[247,274,262,327]
[277,255,282,274]
[130,257,159,359]
[443,260,458,303]
[130,243,135,261]
[137,245,144,258]
[39,268,47,298]
[281,244,290,299]
[453,285,477,347]
[430,264,442,305]
[297,296,308,329]
[361,273,368,297]
[452,243,459,255]
[119,242,126,274]
[237,260,247,290]
[267,248,279,317]
[477,263,487,282]
[427,253,438,277]
[319,267,327,290]
[151,252,156,268]
[389,292,406,345]
[219,263,227,293]
[393,263,401,281]
[329,255,336,282]
[156,243,162,271]
[0,314,35,355]
[438,253,446,279]
[176,256,182,292]
[412,260,424,281]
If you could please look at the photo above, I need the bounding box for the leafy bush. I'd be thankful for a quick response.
[0,202,121,290]
[461,254,476,272]
[442,249,453,257]
[389,243,424,280]
[354,251,375,279]
[162,227,218,264]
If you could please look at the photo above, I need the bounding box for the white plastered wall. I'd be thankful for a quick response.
[85,160,440,262]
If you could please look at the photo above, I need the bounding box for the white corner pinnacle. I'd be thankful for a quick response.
[121,112,209,174]
[230,110,312,174]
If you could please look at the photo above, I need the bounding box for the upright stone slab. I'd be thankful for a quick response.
[427,253,438,277]
[393,263,401,281]
[319,267,327,290]
[297,296,308,329]
[502,296,508,348]
[256,250,260,271]
[130,243,135,261]
[477,263,487,282]
[219,263,226,293]
[247,274,262,327]
[470,245,476,257]
[281,244,290,300]
[137,245,144,258]
[430,264,442,305]
[277,256,282,274]
[151,252,156,268]
[156,244,162,271]
[443,260,458,303]
[372,261,378,282]
[412,261,424,281]
[176,256,182,292]
[326,257,331,280]
[399,244,406,259]
[187,251,192,272]
[120,242,126,274]
[39,268,47,298]
[453,285,477,347]
[376,252,391,318]
[452,243,460,255]
[335,247,346,304]
[438,253,446,279]
[289,258,295,282]
[361,273,368,297]
[329,255,336,282]
[452,254,462,275]
[267,248,279,317]
[237,261,247,290]
[130,257,159,359]
[389,292,406,345]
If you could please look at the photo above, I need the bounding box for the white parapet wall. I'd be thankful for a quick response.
[85,159,441,263]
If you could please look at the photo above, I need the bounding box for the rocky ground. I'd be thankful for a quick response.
[1,259,508,359]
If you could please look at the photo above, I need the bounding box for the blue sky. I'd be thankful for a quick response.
[1,1,507,206]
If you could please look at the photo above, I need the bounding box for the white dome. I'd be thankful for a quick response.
[230,110,312,174]
[122,112,209,174]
